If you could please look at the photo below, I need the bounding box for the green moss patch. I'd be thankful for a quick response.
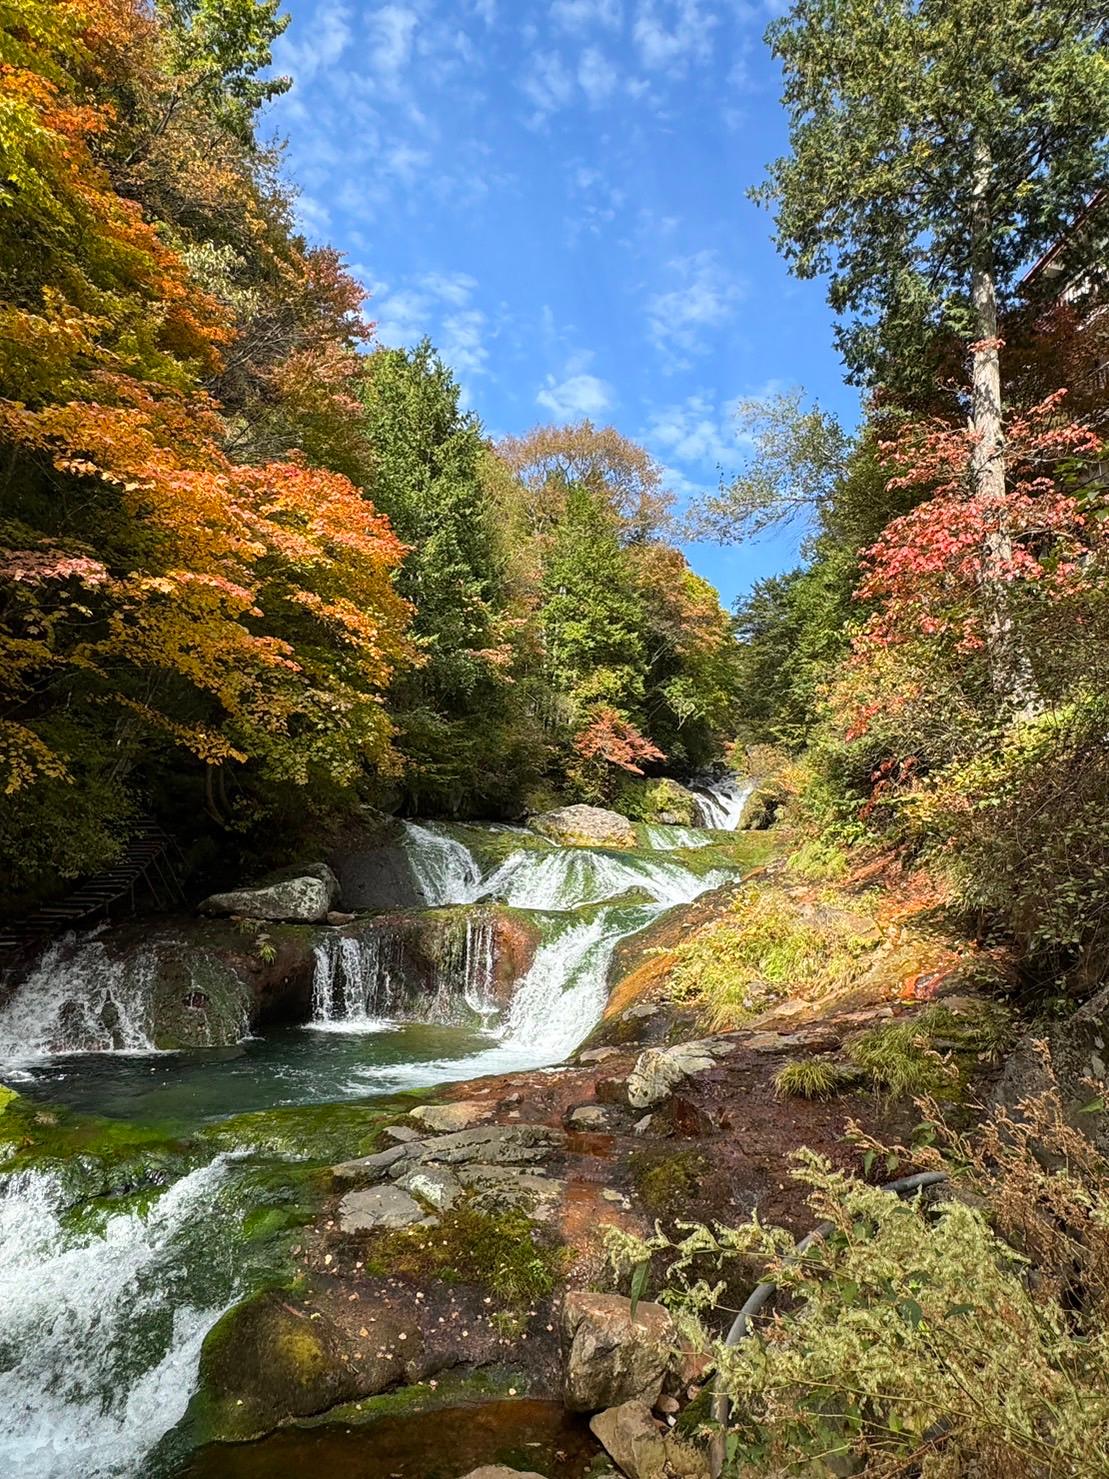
[362,1203,567,1306]
[628,1150,710,1213]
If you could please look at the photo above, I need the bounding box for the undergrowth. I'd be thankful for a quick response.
[606,1065,1109,1478]
[667,884,874,1031]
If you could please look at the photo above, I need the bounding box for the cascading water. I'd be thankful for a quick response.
[691,773,756,830]
[641,823,712,851]
[309,913,499,1031]
[0,936,159,1059]
[0,1157,238,1479]
[0,813,750,1474]
[402,821,484,905]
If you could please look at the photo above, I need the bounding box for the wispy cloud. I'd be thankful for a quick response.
[371,271,490,386]
[646,250,744,361]
[644,391,740,468]
[633,0,717,71]
[536,367,615,418]
[367,4,421,86]
[550,0,623,31]
[578,45,618,103]
[520,50,576,120]
[272,0,351,85]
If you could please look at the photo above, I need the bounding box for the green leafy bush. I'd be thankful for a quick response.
[606,1077,1109,1478]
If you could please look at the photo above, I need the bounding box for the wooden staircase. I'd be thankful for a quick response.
[0,823,185,960]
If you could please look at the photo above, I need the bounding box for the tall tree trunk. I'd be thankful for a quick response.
[970,140,1039,715]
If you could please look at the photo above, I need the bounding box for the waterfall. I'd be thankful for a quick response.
[691,774,756,830]
[0,1158,236,1479]
[402,822,484,905]
[309,913,498,1031]
[402,820,728,912]
[0,936,159,1059]
[496,907,636,1062]
[481,849,730,911]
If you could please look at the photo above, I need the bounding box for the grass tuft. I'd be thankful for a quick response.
[774,1059,858,1100]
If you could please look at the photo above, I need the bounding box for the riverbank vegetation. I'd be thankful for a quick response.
[711,0,1109,1005]
[0,0,740,909]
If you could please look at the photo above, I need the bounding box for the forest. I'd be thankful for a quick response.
[2,1,1109,1477]
[0,0,740,908]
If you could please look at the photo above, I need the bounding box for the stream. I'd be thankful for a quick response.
[0,785,750,1478]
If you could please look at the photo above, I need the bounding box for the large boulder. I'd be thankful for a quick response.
[626,1040,733,1110]
[590,1401,709,1479]
[994,988,1109,1154]
[200,864,340,923]
[531,805,637,850]
[561,1291,675,1413]
[189,1288,418,1441]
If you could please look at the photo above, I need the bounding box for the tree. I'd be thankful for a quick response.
[358,343,538,814]
[687,391,850,543]
[756,0,1109,709]
[498,420,674,542]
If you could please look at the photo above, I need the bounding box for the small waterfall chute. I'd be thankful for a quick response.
[691,775,756,831]
[308,913,499,1033]
[402,822,483,905]
[0,936,160,1059]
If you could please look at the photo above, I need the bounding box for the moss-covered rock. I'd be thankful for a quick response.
[614,778,703,826]
[189,1287,411,1441]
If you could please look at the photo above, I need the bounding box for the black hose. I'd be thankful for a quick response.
[707,1170,949,1477]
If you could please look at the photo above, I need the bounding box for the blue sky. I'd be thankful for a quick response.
[267,0,859,608]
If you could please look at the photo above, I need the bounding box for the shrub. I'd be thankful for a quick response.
[606,1074,1109,1478]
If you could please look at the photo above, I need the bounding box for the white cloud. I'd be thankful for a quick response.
[578,46,618,103]
[646,250,743,359]
[520,50,575,118]
[469,0,497,20]
[645,392,740,467]
[273,0,351,85]
[633,0,716,70]
[371,272,490,385]
[551,0,622,30]
[441,308,489,378]
[537,370,614,419]
[368,4,420,83]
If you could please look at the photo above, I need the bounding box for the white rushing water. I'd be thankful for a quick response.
[0,1158,236,1479]
[691,774,756,830]
[310,913,498,1032]
[0,936,160,1059]
[402,821,728,911]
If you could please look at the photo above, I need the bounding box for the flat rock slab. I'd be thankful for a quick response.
[410,1100,490,1132]
[200,863,340,923]
[338,1184,435,1233]
[567,1104,610,1129]
[401,1123,566,1168]
[332,1142,408,1182]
